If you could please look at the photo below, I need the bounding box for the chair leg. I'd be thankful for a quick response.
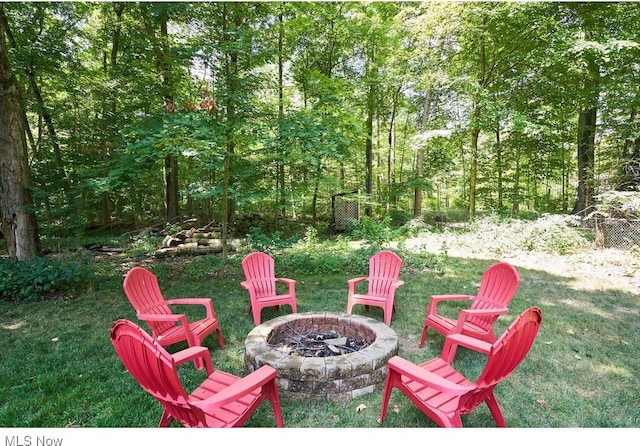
[158,410,174,427]
[376,370,396,424]
[216,328,226,350]
[383,305,392,325]
[418,325,428,347]
[252,307,262,325]
[485,392,506,427]
[442,343,459,363]
[266,380,284,427]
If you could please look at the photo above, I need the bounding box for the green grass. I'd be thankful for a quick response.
[1,240,639,429]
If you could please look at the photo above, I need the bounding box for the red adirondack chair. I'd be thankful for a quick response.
[123,266,225,370]
[378,306,542,427]
[346,250,404,325]
[110,319,284,428]
[418,261,520,360]
[241,252,297,325]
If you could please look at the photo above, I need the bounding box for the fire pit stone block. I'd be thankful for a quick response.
[244,312,399,401]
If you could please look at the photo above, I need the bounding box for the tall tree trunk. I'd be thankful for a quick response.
[572,30,600,216]
[159,16,179,223]
[365,83,374,218]
[469,123,479,220]
[221,3,240,257]
[573,60,599,215]
[99,2,125,226]
[140,4,179,223]
[414,89,432,217]
[277,9,286,220]
[512,145,521,214]
[387,85,400,210]
[4,5,68,187]
[496,126,503,209]
[0,4,39,260]
[573,107,597,215]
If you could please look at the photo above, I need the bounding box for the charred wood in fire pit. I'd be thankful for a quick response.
[273,330,368,357]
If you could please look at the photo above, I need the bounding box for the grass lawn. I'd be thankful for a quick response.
[1,227,639,430]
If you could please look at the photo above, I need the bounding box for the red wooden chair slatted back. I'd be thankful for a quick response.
[110,319,284,428]
[110,319,207,427]
[123,267,225,371]
[458,307,542,416]
[346,250,404,325]
[242,253,277,298]
[467,262,521,333]
[368,250,403,297]
[124,267,175,336]
[241,252,297,325]
[419,262,520,349]
[378,307,542,427]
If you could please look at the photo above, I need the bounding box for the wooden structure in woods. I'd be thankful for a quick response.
[332,190,360,232]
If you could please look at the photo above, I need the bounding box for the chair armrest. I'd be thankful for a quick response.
[431,294,475,302]
[452,307,508,334]
[442,333,492,358]
[165,298,216,319]
[137,313,185,324]
[387,356,472,395]
[192,365,278,410]
[459,307,508,317]
[427,294,475,315]
[347,277,367,295]
[276,278,296,295]
[137,313,194,345]
[275,278,296,286]
[172,346,214,374]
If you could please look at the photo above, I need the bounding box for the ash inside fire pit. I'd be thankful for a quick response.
[272,329,368,357]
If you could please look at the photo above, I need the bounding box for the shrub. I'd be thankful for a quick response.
[246,227,300,254]
[0,256,94,303]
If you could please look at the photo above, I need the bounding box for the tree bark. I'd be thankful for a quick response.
[140,4,179,223]
[573,107,597,215]
[365,82,374,218]
[414,89,432,217]
[0,4,39,260]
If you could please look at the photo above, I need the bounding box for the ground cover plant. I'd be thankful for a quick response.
[0,216,639,428]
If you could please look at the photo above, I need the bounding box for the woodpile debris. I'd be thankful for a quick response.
[155,227,245,258]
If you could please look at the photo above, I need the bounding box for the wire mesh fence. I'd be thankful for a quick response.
[581,217,640,249]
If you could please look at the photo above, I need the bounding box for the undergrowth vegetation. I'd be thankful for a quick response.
[0,214,595,303]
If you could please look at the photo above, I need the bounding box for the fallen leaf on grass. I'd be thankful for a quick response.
[566,328,575,335]
[356,404,367,413]
[393,404,400,414]
[536,399,549,409]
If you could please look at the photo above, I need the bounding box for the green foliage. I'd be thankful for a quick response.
[0,257,94,303]
[245,227,301,254]
[344,215,398,247]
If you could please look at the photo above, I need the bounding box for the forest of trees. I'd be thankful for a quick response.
[1,2,640,260]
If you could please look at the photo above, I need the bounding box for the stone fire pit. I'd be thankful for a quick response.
[244,312,399,401]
